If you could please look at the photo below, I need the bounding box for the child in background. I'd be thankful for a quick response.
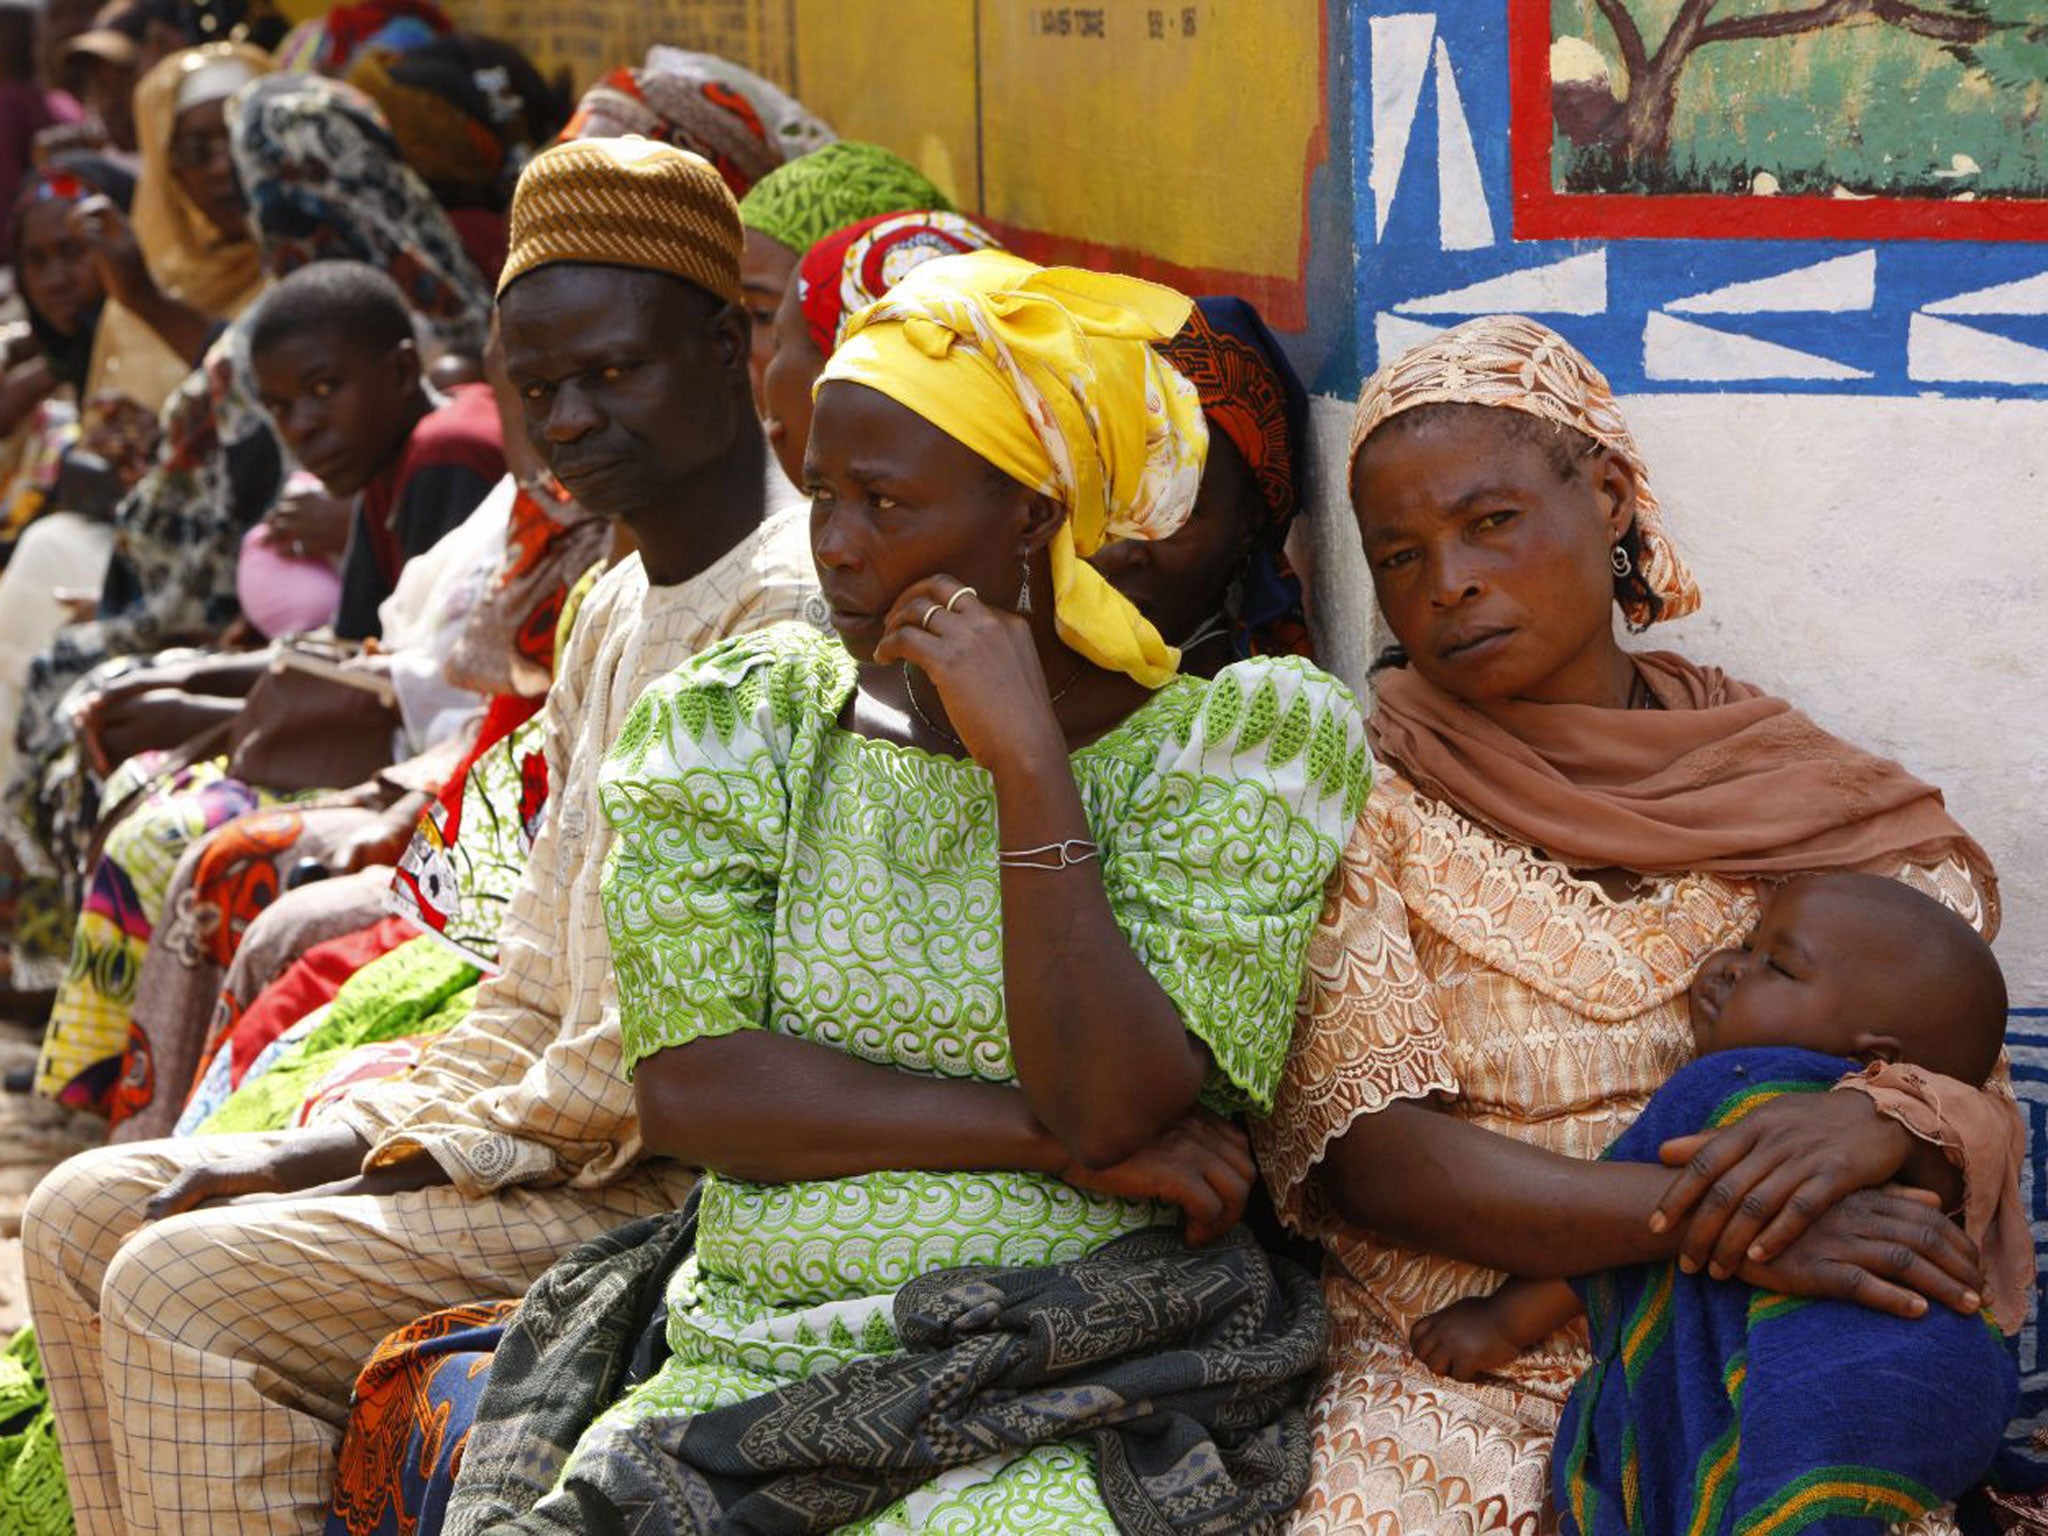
[1412,872,2023,1536]
[246,260,503,639]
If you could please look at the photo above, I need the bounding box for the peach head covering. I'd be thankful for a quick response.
[1350,314,1699,630]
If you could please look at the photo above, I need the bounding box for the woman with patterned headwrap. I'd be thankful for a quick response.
[1256,316,2007,1536]
[0,70,491,999]
[345,32,564,284]
[1094,294,1314,676]
[558,45,830,201]
[442,249,1367,1535]
[735,139,950,405]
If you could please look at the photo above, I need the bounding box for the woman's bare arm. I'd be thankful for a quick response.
[1316,1098,1984,1318]
[635,1032,1255,1242]
[636,1030,1064,1182]
[878,584,1210,1168]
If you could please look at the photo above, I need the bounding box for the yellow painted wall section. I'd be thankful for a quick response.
[790,0,979,211]
[441,0,1325,316]
[977,1,1323,284]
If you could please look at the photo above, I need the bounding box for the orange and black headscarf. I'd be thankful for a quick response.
[1159,296,1312,659]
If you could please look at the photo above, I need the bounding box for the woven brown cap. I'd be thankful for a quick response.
[497,136,743,306]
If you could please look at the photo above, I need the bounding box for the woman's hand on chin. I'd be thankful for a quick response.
[1053,1109,1255,1247]
[1735,1185,1984,1320]
[1649,1091,1915,1279]
[875,574,1067,773]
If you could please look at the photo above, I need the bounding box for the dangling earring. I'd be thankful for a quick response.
[1015,552,1033,615]
[1610,543,1633,579]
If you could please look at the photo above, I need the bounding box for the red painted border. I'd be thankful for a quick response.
[1508,0,2048,243]
[977,2,1332,330]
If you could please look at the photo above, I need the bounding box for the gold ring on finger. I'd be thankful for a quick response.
[944,586,977,613]
[919,603,943,632]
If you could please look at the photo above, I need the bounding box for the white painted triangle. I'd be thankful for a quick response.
[1433,38,1495,252]
[1369,14,1436,242]
[1924,268,2048,317]
[1908,313,2048,384]
[1644,313,1871,382]
[1375,312,1448,365]
[1394,250,1607,315]
[1666,250,1875,315]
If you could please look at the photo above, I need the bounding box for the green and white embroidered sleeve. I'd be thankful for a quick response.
[1103,656,1371,1114]
[597,626,821,1072]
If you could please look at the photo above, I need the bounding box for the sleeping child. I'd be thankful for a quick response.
[1410,871,2024,1536]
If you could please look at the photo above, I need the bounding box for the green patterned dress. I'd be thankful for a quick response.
[577,623,1369,1532]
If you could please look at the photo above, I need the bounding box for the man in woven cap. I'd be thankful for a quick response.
[23,136,823,1535]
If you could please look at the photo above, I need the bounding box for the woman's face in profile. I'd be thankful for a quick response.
[760,276,824,489]
[1351,404,1627,706]
[1091,429,1258,648]
[805,378,1034,664]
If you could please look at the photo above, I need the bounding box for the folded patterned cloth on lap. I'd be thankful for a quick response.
[448,1219,1326,1536]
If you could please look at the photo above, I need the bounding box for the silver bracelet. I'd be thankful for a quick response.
[996,838,1100,871]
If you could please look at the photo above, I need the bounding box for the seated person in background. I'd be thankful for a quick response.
[23,136,823,1533]
[58,259,503,770]
[0,153,180,785]
[246,260,504,639]
[57,4,146,161]
[343,32,568,286]
[735,139,953,408]
[1412,872,2025,1535]
[758,206,1000,488]
[72,42,276,368]
[1098,294,1316,675]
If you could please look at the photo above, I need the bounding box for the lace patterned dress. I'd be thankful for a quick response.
[1256,764,1992,1536]
[565,623,1370,1531]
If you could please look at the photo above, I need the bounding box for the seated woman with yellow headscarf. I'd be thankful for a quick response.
[469,251,1369,1533]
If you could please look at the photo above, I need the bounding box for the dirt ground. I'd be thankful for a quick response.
[0,1019,102,1334]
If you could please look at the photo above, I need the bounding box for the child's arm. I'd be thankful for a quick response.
[1410,1277,1585,1382]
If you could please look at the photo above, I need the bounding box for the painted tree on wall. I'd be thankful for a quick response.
[1582,0,2042,165]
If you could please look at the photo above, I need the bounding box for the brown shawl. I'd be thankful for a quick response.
[1370,650,1999,933]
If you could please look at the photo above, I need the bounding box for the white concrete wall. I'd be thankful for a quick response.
[1300,393,2048,1001]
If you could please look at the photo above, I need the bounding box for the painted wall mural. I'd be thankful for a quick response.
[1538,0,2047,211]
[1358,0,2048,395]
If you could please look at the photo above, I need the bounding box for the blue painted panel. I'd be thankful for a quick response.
[1349,1,2048,398]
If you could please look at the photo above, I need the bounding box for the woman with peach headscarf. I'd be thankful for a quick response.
[1258,316,2010,1536]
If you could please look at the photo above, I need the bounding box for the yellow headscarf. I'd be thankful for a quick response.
[821,249,1207,688]
[131,43,275,323]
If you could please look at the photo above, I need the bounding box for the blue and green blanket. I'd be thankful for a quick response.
[1555,1047,2017,1536]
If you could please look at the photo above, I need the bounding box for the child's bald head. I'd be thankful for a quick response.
[1688,873,2006,1085]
